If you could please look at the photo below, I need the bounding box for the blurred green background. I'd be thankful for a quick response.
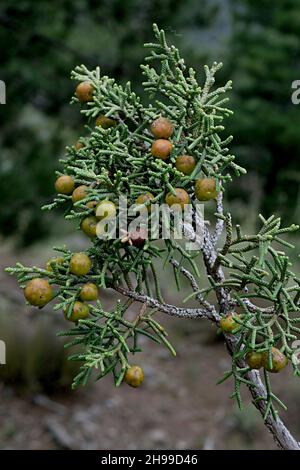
[0,0,300,450]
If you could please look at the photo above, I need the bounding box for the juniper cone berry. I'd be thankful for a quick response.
[74,141,84,150]
[262,347,288,373]
[24,278,53,307]
[79,283,99,302]
[245,351,263,370]
[81,216,98,238]
[55,175,75,194]
[96,200,116,220]
[195,178,218,201]
[151,139,173,160]
[46,257,64,272]
[150,117,173,139]
[165,188,190,209]
[124,365,144,387]
[75,81,94,102]
[95,115,117,129]
[72,185,88,203]
[219,313,241,334]
[65,301,89,322]
[175,155,196,175]
[129,227,147,248]
[69,253,92,276]
[135,192,155,212]
[86,200,97,209]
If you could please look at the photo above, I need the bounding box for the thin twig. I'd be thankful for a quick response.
[169,257,218,317]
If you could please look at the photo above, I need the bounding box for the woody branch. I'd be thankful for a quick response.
[114,194,300,451]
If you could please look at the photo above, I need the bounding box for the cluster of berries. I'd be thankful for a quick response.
[24,252,95,320]
[75,81,219,213]
[219,313,288,373]
[150,116,219,208]
[53,83,222,254]
[23,250,144,387]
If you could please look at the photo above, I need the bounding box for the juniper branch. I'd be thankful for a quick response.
[195,202,300,450]
[5,23,300,450]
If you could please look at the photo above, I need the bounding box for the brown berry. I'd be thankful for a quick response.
[151,139,173,160]
[262,347,288,373]
[165,188,190,209]
[195,178,218,201]
[79,283,99,302]
[72,185,88,203]
[86,200,97,209]
[135,193,155,213]
[95,115,117,129]
[219,313,240,334]
[81,216,98,238]
[245,351,263,370]
[75,81,94,102]
[175,155,196,175]
[74,141,84,150]
[64,301,89,322]
[124,365,144,388]
[55,175,75,195]
[69,253,92,276]
[24,278,53,307]
[150,117,173,139]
